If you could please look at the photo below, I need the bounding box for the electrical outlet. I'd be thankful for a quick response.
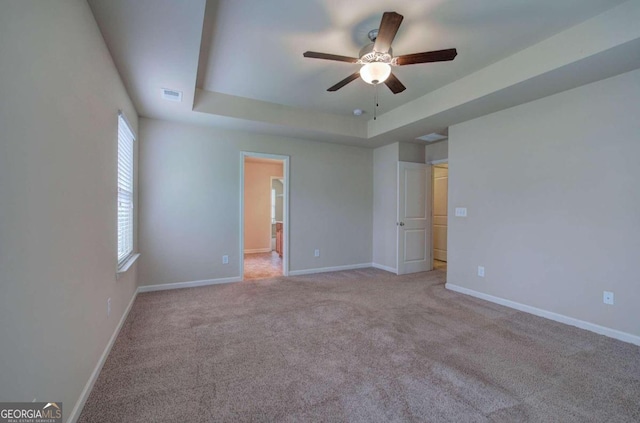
[222,255,229,264]
[107,298,111,318]
[477,266,485,278]
[603,291,614,305]
[314,249,320,257]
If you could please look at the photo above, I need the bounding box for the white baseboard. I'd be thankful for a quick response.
[445,283,640,347]
[244,248,272,254]
[67,289,138,423]
[289,263,371,276]
[138,276,242,293]
[372,263,398,274]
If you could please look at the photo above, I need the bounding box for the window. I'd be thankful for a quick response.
[271,188,276,224]
[117,112,135,268]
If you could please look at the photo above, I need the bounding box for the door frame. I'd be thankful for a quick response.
[430,159,448,270]
[240,152,290,279]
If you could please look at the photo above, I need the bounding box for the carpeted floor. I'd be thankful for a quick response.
[79,268,640,422]
[244,251,282,280]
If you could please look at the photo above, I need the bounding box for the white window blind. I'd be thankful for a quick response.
[117,112,135,267]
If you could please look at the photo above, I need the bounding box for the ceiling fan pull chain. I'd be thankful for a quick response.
[374,85,378,120]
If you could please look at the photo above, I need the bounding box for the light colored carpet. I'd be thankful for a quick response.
[78,268,640,422]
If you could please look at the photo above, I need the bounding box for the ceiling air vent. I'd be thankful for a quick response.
[161,88,183,102]
[416,133,447,142]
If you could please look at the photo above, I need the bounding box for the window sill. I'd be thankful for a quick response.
[117,253,140,279]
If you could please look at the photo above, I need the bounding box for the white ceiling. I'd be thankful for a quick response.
[88,0,640,147]
[201,0,622,116]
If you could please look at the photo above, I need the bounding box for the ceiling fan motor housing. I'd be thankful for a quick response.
[358,43,393,65]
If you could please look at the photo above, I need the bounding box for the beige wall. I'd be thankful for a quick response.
[0,1,138,419]
[448,68,640,338]
[138,118,373,285]
[244,161,283,251]
[425,140,448,163]
[398,142,425,163]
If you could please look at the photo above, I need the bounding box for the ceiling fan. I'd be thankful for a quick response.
[303,12,457,94]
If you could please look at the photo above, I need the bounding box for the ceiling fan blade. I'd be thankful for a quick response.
[384,73,406,94]
[303,51,359,63]
[327,72,361,92]
[395,48,458,66]
[374,12,403,53]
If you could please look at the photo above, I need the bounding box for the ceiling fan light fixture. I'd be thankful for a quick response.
[360,62,391,85]
[303,11,457,94]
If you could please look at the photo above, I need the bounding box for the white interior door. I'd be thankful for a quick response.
[397,162,432,275]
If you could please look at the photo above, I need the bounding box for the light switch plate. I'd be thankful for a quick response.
[603,291,614,305]
[478,266,485,277]
[455,207,467,217]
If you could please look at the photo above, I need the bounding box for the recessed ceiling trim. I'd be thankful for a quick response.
[193,89,368,139]
[369,0,640,138]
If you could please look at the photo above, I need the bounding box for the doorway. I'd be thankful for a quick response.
[432,161,448,271]
[240,152,289,280]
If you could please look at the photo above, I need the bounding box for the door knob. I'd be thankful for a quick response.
[399,222,405,226]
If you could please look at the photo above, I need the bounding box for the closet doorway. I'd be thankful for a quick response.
[432,161,448,271]
[240,152,289,280]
